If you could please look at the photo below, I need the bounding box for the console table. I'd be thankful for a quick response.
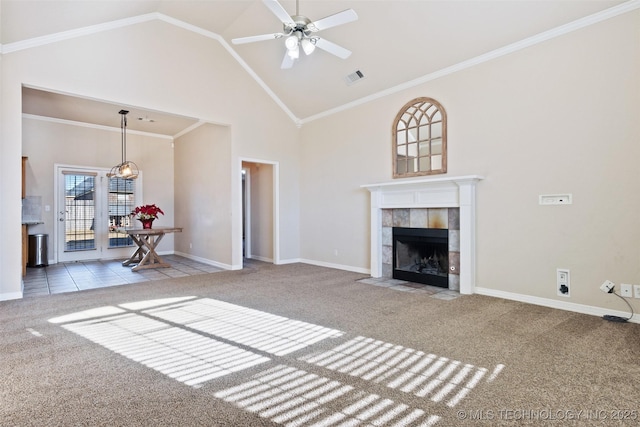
[119,227,183,272]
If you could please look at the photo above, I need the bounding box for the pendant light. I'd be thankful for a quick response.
[107,109,139,179]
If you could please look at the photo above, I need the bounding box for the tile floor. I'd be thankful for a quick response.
[23,256,459,300]
[22,255,224,297]
[356,277,461,300]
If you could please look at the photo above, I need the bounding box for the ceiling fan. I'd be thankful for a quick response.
[232,0,358,69]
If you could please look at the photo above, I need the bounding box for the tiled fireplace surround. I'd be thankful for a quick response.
[363,175,483,295]
[381,207,461,290]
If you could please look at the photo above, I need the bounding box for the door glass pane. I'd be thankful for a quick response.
[64,174,95,251]
[108,177,134,247]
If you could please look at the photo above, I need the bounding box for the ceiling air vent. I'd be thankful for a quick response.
[345,70,365,86]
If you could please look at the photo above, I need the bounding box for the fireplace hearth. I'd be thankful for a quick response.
[393,227,449,288]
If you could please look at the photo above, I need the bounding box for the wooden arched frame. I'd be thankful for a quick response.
[393,97,447,178]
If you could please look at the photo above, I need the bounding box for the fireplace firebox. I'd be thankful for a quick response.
[392,227,449,288]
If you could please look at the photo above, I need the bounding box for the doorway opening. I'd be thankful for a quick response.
[240,160,278,266]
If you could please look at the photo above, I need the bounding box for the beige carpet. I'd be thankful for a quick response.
[2,261,639,426]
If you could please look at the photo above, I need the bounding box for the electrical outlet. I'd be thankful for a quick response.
[634,285,640,299]
[557,268,570,297]
[620,283,633,298]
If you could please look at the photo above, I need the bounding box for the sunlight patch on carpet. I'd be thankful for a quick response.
[142,297,344,356]
[214,364,440,427]
[48,296,344,388]
[57,312,270,386]
[299,336,504,408]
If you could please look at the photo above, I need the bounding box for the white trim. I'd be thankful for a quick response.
[0,291,24,301]
[1,13,159,54]
[475,286,640,324]
[174,121,207,139]
[277,257,302,265]
[242,167,252,260]
[4,3,638,125]
[237,158,281,267]
[23,113,173,140]
[251,255,274,263]
[173,251,235,270]
[299,259,370,275]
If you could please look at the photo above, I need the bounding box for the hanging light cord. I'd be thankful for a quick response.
[120,110,128,164]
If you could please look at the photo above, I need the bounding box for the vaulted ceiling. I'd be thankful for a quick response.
[2,0,632,134]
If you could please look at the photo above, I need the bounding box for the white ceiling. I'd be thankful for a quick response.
[3,0,631,135]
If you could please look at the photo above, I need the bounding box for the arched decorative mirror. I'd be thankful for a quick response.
[393,97,447,178]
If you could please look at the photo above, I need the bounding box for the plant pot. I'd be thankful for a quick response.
[140,219,154,229]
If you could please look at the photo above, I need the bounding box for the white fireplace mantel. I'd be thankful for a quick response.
[362,175,484,295]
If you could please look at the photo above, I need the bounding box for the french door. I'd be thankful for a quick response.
[56,165,141,263]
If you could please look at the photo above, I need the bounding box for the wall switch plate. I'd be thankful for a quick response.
[557,268,570,297]
[634,285,640,299]
[620,283,633,298]
[540,194,572,205]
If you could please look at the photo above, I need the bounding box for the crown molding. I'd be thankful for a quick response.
[2,12,300,126]
[4,1,638,126]
[301,0,640,124]
[1,13,159,54]
[22,113,174,140]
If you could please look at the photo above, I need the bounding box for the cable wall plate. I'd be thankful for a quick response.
[539,194,572,205]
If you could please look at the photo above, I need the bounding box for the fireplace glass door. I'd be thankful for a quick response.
[392,227,449,287]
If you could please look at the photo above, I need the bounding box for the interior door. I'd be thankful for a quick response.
[56,166,139,263]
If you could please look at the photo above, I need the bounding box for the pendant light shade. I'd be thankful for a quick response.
[107,110,139,179]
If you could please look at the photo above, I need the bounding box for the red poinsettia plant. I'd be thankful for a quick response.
[131,204,164,221]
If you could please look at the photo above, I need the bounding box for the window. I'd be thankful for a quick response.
[108,177,135,248]
[393,97,447,178]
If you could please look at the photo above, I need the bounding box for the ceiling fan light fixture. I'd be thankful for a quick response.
[301,38,316,55]
[287,45,300,60]
[285,34,299,51]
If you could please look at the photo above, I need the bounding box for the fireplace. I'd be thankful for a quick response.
[393,227,449,287]
[362,175,483,294]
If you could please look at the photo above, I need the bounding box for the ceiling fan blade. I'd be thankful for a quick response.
[307,9,358,32]
[315,38,352,59]
[263,0,295,28]
[281,51,295,69]
[232,33,284,45]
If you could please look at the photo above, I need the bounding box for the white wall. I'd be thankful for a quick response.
[0,18,300,299]
[299,11,640,312]
[174,123,233,268]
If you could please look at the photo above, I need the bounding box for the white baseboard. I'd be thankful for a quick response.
[173,251,234,270]
[299,258,370,275]
[275,258,297,265]
[249,255,273,263]
[475,286,639,324]
[1,291,24,301]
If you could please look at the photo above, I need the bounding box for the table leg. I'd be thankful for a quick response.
[122,234,147,266]
[131,233,170,271]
